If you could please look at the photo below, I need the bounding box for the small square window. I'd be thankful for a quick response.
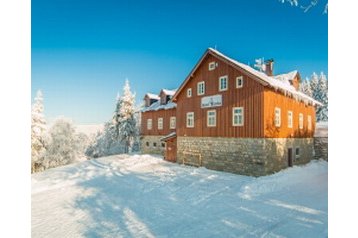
[236,76,243,88]
[153,142,157,147]
[209,62,216,71]
[187,88,192,97]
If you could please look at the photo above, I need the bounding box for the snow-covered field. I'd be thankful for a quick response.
[32,155,327,237]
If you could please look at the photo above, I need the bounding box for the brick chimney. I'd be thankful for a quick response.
[264,59,274,76]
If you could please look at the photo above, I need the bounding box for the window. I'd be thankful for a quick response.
[299,113,304,129]
[288,111,293,128]
[146,142,149,147]
[295,147,300,159]
[158,118,163,130]
[209,62,216,71]
[161,143,165,148]
[236,76,243,88]
[186,112,194,128]
[197,81,205,95]
[187,88,192,97]
[274,107,281,127]
[207,110,216,127]
[219,75,228,91]
[170,117,176,129]
[233,107,244,126]
[147,119,152,130]
[153,142,157,147]
[307,115,312,131]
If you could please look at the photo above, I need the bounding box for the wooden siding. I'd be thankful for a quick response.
[176,54,265,138]
[263,88,316,138]
[141,108,176,136]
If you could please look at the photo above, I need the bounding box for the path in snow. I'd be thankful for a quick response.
[32,154,327,238]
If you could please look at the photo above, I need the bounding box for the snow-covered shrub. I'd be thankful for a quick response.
[44,117,82,169]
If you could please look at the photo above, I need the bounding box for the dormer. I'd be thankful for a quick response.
[144,93,160,107]
[159,89,176,105]
[273,70,301,91]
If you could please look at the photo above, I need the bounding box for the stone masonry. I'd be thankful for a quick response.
[141,136,166,155]
[314,137,328,161]
[177,137,314,177]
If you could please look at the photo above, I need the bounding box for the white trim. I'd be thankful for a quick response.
[158,117,163,130]
[288,111,293,128]
[170,116,176,129]
[236,76,243,88]
[197,81,205,95]
[187,88,192,98]
[147,119,152,130]
[275,107,281,127]
[186,112,194,128]
[219,75,228,91]
[307,115,312,131]
[207,110,216,127]
[299,113,304,129]
[208,61,216,71]
[232,107,244,126]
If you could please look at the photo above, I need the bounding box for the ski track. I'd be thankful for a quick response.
[32,155,328,238]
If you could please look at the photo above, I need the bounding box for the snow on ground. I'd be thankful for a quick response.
[32,155,327,238]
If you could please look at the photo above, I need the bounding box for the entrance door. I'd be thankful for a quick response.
[165,137,177,162]
[288,148,293,167]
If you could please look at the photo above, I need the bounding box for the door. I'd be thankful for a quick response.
[288,148,293,167]
[165,137,177,162]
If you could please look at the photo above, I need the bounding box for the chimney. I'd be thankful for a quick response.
[264,59,274,76]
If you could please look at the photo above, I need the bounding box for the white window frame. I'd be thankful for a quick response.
[187,88,192,98]
[307,115,312,131]
[207,110,216,127]
[186,112,194,128]
[232,107,244,126]
[170,117,176,129]
[197,81,205,95]
[209,62,216,71]
[299,113,304,129]
[219,75,228,91]
[236,76,244,88]
[274,107,281,127]
[158,118,163,130]
[147,119,152,130]
[288,111,293,128]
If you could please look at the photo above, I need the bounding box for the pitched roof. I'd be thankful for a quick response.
[172,48,322,106]
[161,89,177,96]
[144,93,160,100]
[274,70,300,83]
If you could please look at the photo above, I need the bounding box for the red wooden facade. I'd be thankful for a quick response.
[141,108,176,136]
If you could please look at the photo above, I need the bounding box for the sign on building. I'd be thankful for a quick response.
[201,94,222,108]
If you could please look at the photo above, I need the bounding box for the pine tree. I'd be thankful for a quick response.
[299,77,313,97]
[31,90,47,173]
[317,72,328,121]
[117,79,137,153]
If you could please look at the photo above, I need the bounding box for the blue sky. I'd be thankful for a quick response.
[32,0,328,124]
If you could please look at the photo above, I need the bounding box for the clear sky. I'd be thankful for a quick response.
[32,0,328,124]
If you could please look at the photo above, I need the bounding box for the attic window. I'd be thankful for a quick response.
[236,76,244,88]
[209,62,216,71]
[187,88,192,97]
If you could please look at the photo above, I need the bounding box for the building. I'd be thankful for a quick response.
[141,48,322,176]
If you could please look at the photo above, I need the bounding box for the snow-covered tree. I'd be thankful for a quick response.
[299,77,313,97]
[31,90,47,173]
[316,72,328,121]
[279,0,327,14]
[44,117,81,168]
[114,79,137,153]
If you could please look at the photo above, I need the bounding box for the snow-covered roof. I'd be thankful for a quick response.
[144,93,160,100]
[160,132,177,141]
[173,48,322,107]
[141,100,177,112]
[274,70,299,82]
[161,89,177,96]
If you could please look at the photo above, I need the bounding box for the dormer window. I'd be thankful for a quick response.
[209,62,216,71]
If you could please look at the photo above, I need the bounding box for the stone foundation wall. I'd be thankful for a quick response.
[314,137,328,161]
[140,136,166,155]
[177,137,314,176]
